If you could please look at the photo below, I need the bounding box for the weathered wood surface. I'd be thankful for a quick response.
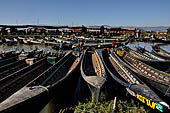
[152,46,170,60]
[0,86,48,112]
[118,50,170,98]
[0,57,51,103]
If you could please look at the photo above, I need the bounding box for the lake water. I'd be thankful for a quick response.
[0,44,57,53]
[1,42,169,53]
[127,42,170,53]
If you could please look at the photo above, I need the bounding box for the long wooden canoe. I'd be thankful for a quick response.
[0,56,18,67]
[0,56,54,103]
[0,51,19,60]
[125,46,170,73]
[0,50,50,80]
[80,48,106,103]
[136,47,166,61]
[152,45,170,60]
[115,48,170,103]
[102,50,169,110]
[0,58,28,80]
[0,51,82,113]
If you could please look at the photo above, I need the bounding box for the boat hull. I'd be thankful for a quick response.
[80,49,106,103]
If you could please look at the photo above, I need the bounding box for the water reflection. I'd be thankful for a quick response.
[128,42,170,53]
[0,44,54,52]
[159,45,170,53]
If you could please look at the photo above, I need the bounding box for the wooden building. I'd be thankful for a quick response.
[108,28,122,36]
[108,27,136,36]
[71,25,87,35]
[87,26,104,36]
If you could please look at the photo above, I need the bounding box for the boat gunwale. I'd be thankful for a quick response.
[122,51,170,86]
[152,46,170,59]
[100,50,129,87]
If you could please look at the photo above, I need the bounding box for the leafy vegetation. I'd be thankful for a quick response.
[59,97,150,113]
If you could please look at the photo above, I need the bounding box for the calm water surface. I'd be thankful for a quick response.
[0,44,55,52]
[127,42,170,52]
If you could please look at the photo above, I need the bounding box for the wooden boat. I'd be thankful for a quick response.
[4,38,13,46]
[100,50,169,110]
[0,39,2,44]
[0,50,48,80]
[18,49,44,60]
[0,50,61,102]
[152,38,170,44]
[18,37,25,44]
[136,47,166,61]
[0,58,28,80]
[4,38,17,46]
[13,38,18,46]
[125,46,170,73]
[45,41,59,46]
[28,39,42,45]
[55,38,71,44]
[23,39,28,44]
[0,51,82,113]
[152,45,170,60]
[0,51,20,60]
[0,56,54,103]
[115,48,170,102]
[80,48,106,103]
[0,56,18,67]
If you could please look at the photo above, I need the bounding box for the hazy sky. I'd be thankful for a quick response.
[0,0,170,26]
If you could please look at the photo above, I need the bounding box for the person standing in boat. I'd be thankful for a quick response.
[59,41,64,52]
[21,49,25,54]
[112,41,116,48]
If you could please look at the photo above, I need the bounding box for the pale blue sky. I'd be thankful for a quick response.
[0,0,170,26]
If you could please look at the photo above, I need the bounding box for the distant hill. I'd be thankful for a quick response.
[102,25,170,32]
[137,26,169,32]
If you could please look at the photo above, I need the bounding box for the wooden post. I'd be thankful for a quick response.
[112,97,117,113]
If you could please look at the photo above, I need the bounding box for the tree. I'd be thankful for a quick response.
[100,26,104,35]
[167,27,170,34]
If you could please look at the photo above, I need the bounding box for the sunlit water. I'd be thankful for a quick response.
[127,42,170,53]
[0,44,55,52]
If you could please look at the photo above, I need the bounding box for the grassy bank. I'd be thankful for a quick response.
[59,97,149,113]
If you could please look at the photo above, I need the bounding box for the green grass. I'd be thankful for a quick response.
[59,97,150,113]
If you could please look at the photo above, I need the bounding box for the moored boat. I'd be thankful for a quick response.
[0,51,20,61]
[152,45,170,60]
[0,58,28,80]
[115,48,170,103]
[100,49,169,111]
[18,37,25,44]
[0,51,82,113]
[80,48,106,103]
[136,47,165,61]
[0,56,54,103]
[0,50,47,80]
[0,51,21,67]
[0,39,2,44]
[23,39,28,44]
[125,46,170,73]
[28,38,42,45]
